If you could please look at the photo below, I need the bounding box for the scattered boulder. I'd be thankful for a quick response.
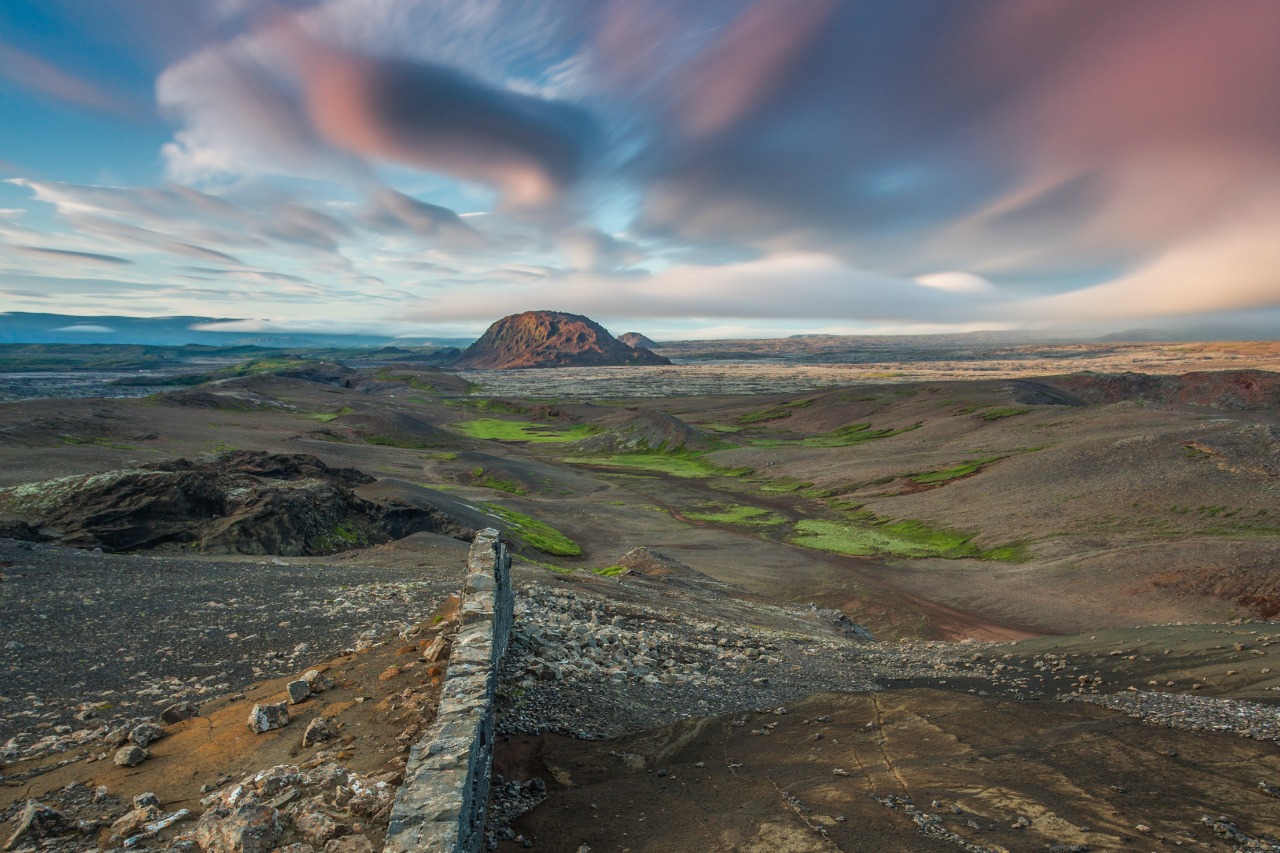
[286,680,311,705]
[129,722,165,747]
[110,805,162,841]
[114,745,149,767]
[302,669,332,694]
[301,717,337,748]
[246,703,290,734]
[161,701,200,724]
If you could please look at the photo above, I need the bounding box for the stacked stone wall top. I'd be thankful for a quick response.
[383,528,512,853]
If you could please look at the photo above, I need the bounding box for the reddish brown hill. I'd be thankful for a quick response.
[1052,369,1280,410]
[450,311,671,369]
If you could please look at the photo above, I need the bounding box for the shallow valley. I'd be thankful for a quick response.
[1,350,1279,851]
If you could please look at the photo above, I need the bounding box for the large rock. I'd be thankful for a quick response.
[3,801,64,852]
[246,703,290,734]
[449,311,670,369]
[0,450,467,556]
[190,806,282,853]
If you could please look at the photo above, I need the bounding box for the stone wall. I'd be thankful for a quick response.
[384,528,513,853]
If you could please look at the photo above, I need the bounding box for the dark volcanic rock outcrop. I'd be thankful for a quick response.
[450,311,670,369]
[0,450,472,555]
[618,332,659,350]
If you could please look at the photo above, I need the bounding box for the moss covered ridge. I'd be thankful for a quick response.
[479,502,582,557]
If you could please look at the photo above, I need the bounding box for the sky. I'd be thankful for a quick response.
[1,0,1279,341]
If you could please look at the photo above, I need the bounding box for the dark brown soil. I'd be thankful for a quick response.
[498,689,1280,853]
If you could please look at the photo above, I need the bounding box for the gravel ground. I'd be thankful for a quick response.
[0,537,459,744]
[1067,689,1280,741]
[495,582,991,740]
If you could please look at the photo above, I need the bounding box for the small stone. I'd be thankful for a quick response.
[114,745,149,767]
[296,809,339,845]
[378,665,402,682]
[133,792,161,809]
[287,680,311,705]
[247,702,290,733]
[303,669,332,693]
[110,805,161,841]
[160,701,200,724]
[93,786,110,804]
[130,722,165,747]
[301,717,337,748]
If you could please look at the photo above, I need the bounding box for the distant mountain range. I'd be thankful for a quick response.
[0,313,475,349]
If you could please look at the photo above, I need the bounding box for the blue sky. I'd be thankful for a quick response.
[2,0,1280,340]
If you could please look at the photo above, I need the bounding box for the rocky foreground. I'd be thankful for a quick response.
[3,541,1280,851]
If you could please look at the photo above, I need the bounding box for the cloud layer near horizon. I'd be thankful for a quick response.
[3,0,1280,335]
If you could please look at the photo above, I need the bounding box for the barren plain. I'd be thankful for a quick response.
[2,338,1279,852]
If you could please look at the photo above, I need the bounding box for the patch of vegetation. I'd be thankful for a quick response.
[516,556,575,574]
[910,456,1005,485]
[422,450,458,461]
[562,450,749,479]
[704,423,744,434]
[314,521,368,551]
[1181,444,1212,460]
[469,466,528,495]
[754,477,816,494]
[979,407,1030,421]
[685,504,786,526]
[791,516,1022,560]
[374,370,453,393]
[450,398,532,415]
[592,565,628,577]
[309,406,354,422]
[453,418,602,443]
[801,422,921,447]
[56,435,137,450]
[737,397,815,425]
[480,503,582,557]
[364,434,430,449]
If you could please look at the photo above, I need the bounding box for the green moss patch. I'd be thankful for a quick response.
[685,504,786,526]
[791,517,1021,560]
[480,503,582,556]
[453,418,602,443]
[800,422,921,447]
[364,434,431,449]
[979,407,1030,421]
[309,406,354,422]
[737,398,815,424]
[910,456,1004,485]
[471,467,528,495]
[592,565,628,577]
